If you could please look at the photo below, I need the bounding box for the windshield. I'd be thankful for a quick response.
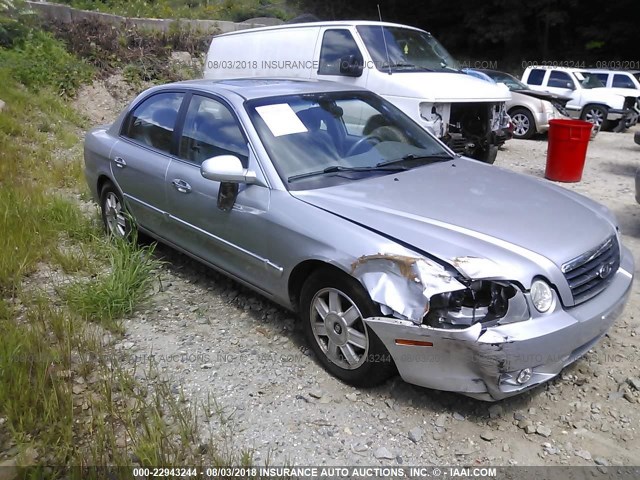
[356,25,460,72]
[246,92,453,190]
[577,71,605,89]
[483,71,529,90]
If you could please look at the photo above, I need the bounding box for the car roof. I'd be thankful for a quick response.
[585,69,633,74]
[147,78,370,101]
[215,21,429,38]
[524,66,582,73]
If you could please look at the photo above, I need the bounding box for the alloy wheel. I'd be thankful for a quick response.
[104,192,127,237]
[512,113,531,137]
[584,107,605,126]
[309,287,369,370]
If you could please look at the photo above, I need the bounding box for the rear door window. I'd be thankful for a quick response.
[613,74,635,88]
[124,92,184,154]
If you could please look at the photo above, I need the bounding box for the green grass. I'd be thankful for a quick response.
[0,298,75,463]
[0,28,93,97]
[62,236,161,332]
[0,17,254,471]
[0,188,98,295]
[56,0,291,22]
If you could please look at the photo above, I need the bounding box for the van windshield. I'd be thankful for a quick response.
[357,25,460,72]
[245,91,453,190]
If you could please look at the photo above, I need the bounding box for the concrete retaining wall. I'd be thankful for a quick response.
[26,1,269,34]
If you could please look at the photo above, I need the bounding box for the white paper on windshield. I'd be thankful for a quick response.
[255,103,308,137]
[574,72,585,81]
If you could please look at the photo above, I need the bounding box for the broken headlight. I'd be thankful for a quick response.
[423,280,522,328]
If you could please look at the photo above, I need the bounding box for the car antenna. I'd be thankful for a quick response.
[377,4,392,76]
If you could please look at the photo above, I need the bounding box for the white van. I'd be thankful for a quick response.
[204,21,511,163]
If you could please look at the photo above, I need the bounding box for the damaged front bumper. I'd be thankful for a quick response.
[364,247,634,401]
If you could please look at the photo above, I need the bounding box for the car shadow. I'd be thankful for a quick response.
[614,204,640,239]
[143,238,311,349]
[603,161,638,178]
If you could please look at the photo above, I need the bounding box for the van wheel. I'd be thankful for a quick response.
[474,145,498,164]
[300,268,395,387]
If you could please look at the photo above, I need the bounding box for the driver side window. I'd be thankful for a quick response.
[318,29,363,76]
[178,95,248,166]
[548,71,574,89]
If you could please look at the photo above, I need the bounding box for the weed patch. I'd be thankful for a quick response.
[49,18,210,84]
[62,237,161,332]
[55,0,290,22]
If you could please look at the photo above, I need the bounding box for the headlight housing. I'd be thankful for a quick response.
[424,280,529,328]
[530,279,553,313]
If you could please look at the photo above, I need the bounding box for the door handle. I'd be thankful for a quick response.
[113,156,127,169]
[172,179,192,194]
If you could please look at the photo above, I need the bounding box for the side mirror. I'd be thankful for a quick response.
[200,155,257,184]
[339,55,364,77]
[565,82,575,90]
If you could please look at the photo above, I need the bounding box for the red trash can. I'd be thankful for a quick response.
[545,119,593,182]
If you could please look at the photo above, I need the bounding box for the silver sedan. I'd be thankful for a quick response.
[84,79,634,401]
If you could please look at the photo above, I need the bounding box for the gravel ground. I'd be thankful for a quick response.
[77,78,640,467]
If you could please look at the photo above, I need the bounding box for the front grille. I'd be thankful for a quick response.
[562,236,620,305]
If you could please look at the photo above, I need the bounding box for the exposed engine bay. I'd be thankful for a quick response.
[443,102,507,160]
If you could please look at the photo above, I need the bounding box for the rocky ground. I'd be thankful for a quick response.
[75,77,640,467]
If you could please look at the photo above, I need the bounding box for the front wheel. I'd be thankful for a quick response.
[474,145,498,164]
[510,108,536,139]
[580,104,608,128]
[300,269,395,387]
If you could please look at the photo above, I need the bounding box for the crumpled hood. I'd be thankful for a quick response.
[292,158,616,279]
[514,89,572,106]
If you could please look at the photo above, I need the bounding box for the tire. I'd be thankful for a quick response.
[99,182,133,238]
[473,145,498,164]
[615,118,630,133]
[300,268,395,387]
[580,104,608,128]
[509,108,536,139]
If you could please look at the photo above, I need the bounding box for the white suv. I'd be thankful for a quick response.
[587,69,640,90]
[521,66,639,130]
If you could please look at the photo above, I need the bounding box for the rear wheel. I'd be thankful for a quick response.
[99,182,133,238]
[300,269,394,387]
[510,108,536,139]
